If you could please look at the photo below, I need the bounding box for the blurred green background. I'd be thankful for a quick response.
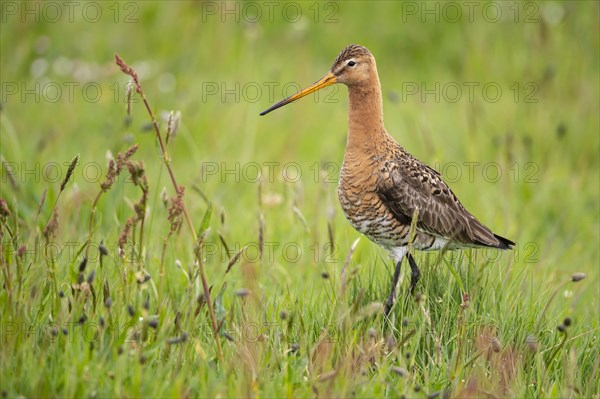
[1,1,599,397]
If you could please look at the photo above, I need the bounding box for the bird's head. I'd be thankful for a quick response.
[329,44,375,86]
[260,44,375,116]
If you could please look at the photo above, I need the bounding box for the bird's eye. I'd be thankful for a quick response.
[348,60,356,67]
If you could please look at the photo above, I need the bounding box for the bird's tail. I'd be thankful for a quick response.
[492,234,515,250]
[468,216,514,250]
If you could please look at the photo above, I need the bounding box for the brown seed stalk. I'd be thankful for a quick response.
[114,54,223,363]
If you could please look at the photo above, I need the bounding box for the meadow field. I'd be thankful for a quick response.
[1,1,599,397]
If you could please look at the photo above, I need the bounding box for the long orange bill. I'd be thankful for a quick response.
[260,72,336,116]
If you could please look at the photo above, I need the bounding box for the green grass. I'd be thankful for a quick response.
[1,1,599,397]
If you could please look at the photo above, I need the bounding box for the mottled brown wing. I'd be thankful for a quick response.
[376,156,502,247]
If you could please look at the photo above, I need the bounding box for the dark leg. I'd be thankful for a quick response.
[407,253,420,294]
[384,257,404,316]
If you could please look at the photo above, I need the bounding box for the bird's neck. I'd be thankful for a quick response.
[346,74,386,152]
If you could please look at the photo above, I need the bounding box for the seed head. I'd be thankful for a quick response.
[526,334,539,352]
[86,270,96,284]
[167,333,188,344]
[118,218,134,252]
[100,145,139,192]
[491,337,501,353]
[290,343,300,353]
[125,81,134,118]
[0,199,10,220]
[43,209,59,241]
[391,366,407,377]
[165,110,181,144]
[0,202,10,221]
[60,154,79,192]
[167,186,185,235]
[126,161,145,187]
[234,288,251,297]
[460,293,470,309]
[99,242,109,257]
[386,334,396,351]
[147,318,158,329]
[17,245,26,258]
[78,256,88,272]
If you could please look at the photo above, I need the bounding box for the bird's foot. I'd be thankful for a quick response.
[408,254,420,295]
[384,294,395,316]
[384,304,391,316]
[385,258,404,317]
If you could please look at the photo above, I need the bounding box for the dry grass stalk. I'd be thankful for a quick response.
[115,53,223,363]
[85,145,139,260]
[453,292,471,378]
[341,237,361,297]
[42,154,79,240]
